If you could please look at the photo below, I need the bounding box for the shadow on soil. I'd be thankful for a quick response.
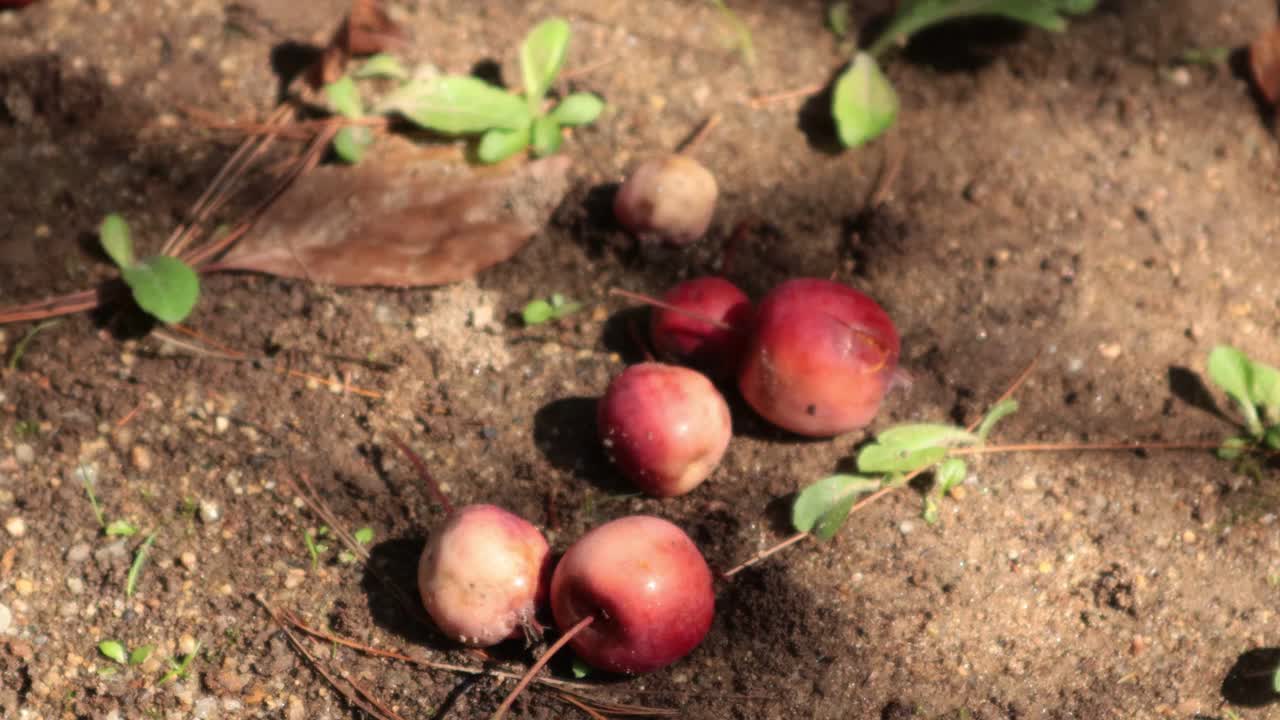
[1222,647,1280,707]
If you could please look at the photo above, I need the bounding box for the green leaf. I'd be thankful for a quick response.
[381,75,531,134]
[355,53,409,80]
[550,92,604,126]
[1208,346,1263,435]
[1265,426,1280,451]
[936,458,967,495]
[98,640,128,665]
[922,495,940,525]
[1250,361,1280,421]
[531,115,563,157]
[105,519,139,537]
[976,399,1019,441]
[99,214,134,269]
[126,532,157,599]
[1274,662,1280,694]
[333,126,373,164]
[324,76,364,119]
[832,52,899,148]
[354,527,374,545]
[476,125,532,164]
[827,1,851,38]
[129,644,155,666]
[522,299,555,325]
[876,423,978,450]
[858,444,947,474]
[1055,0,1098,13]
[120,256,200,324]
[868,0,1093,57]
[1216,436,1250,460]
[520,17,571,112]
[792,474,882,540]
[571,655,592,679]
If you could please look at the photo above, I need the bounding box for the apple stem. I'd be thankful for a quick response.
[491,615,594,720]
[609,288,735,331]
[388,433,454,516]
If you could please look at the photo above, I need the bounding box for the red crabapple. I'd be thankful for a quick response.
[649,276,753,379]
[614,154,718,245]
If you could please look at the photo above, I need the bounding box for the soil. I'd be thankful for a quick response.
[2,1,1279,719]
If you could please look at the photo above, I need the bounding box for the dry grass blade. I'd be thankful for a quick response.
[312,0,407,87]
[212,138,572,287]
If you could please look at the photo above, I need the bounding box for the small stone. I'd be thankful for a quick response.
[1168,67,1191,86]
[14,578,33,596]
[0,602,10,634]
[284,568,307,589]
[1182,530,1197,544]
[1098,342,1122,360]
[470,304,494,328]
[285,694,306,720]
[66,577,84,595]
[1015,476,1038,492]
[94,540,128,566]
[180,552,198,571]
[373,304,398,325]
[130,445,153,472]
[178,634,198,655]
[13,444,34,465]
[199,501,221,524]
[67,543,91,563]
[4,516,26,537]
[214,416,230,434]
[898,520,915,535]
[193,696,219,719]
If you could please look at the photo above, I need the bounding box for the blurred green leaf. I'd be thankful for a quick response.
[876,423,977,450]
[858,444,946,474]
[827,1,851,38]
[126,532,157,598]
[381,76,531,134]
[520,17,571,112]
[333,126,374,164]
[99,214,134,269]
[476,125,532,164]
[356,53,409,80]
[129,644,154,666]
[832,52,898,148]
[976,399,1019,441]
[324,76,364,119]
[550,92,604,126]
[936,458,966,495]
[1216,436,1249,460]
[98,640,128,665]
[105,519,138,537]
[522,299,555,325]
[869,0,1095,58]
[120,257,200,324]
[531,115,563,156]
[354,527,374,544]
[792,474,882,540]
[1208,345,1263,435]
[571,655,592,678]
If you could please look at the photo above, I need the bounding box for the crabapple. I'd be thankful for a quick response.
[614,154,718,245]
[598,363,732,497]
[550,515,715,674]
[417,504,550,647]
[649,276,753,379]
[738,278,900,437]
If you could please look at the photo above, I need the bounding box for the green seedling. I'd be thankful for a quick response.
[522,293,583,326]
[159,640,201,684]
[793,398,1019,538]
[7,319,60,370]
[99,214,200,324]
[325,18,604,165]
[304,526,330,571]
[1207,345,1280,457]
[98,640,128,665]
[708,0,756,67]
[830,0,1098,147]
[81,466,106,529]
[105,519,139,538]
[571,655,593,679]
[13,420,39,438]
[339,526,375,564]
[126,532,158,598]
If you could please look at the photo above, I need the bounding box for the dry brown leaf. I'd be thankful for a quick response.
[311,0,407,87]
[212,138,571,287]
[1251,25,1280,106]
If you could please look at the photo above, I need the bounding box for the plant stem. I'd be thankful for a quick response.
[491,616,594,720]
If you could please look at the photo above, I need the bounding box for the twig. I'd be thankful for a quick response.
[745,82,825,108]
[676,113,721,155]
[388,434,454,516]
[609,288,733,330]
[950,440,1226,456]
[492,616,594,720]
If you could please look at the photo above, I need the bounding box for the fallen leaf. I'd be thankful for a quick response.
[212,137,571,287]
[311,0,407,87]
[1251,25,1280,105]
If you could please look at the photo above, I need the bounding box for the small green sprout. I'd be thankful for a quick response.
[831,0,1099,148]
[81,467,106,529]
[129,644,155,666]
[1207,345,1280,458]
[304,526,330,571]
[13,420,39,438]
[354,526,374,545]
[126,532,158,598]
[159,640,201,684]
[6,319,60,371]
[571,655,593,679]
[522,293,582,326]
[792,398,1019,537]
[105,519,139,538]
[98,640,128,665]
[324,18,604,165]
[99,214,200,324]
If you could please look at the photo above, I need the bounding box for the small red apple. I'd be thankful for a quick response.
[550,515,714,674]
[649,276,753,379]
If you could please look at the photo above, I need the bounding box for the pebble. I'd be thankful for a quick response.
[0,602,10,634]
[285,694,306,720]
[180,552,198,571]
[214,416,230,434]
[5,516,26,537]
[66,577,84,595]
[193,696,219,719]
[14,444,34,465]
[67,543,91,563]
[131,445,153,472]
[1015,476,1038,492]
[199,501,221,524]
[178,633,198,655]
[94,540,129,567]
[14,578,34,596]
[898,520,915,535]
[284,568,307,589]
